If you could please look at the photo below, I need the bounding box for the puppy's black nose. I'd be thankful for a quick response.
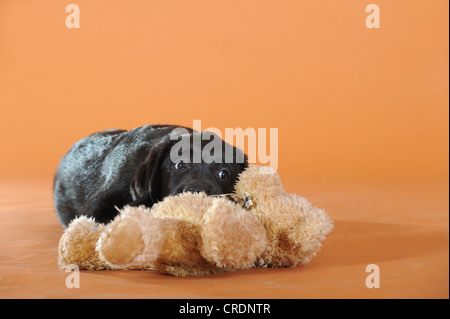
[183,187,205,194]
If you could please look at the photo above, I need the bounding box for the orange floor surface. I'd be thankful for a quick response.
[0,177,448,299]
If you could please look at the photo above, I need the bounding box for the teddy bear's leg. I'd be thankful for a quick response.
[286,195,334,265]
[97,206,164,270]
[58,216,110,270]
[259,194,334,268]
[98,205,223,276]
[200,198,267,270]
[152,219,224,276]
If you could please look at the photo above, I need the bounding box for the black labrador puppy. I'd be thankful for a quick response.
[54,124,248,228]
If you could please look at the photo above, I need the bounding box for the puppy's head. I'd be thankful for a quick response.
[130,129,248,205]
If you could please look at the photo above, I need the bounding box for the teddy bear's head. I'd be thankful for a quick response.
[234,166,285,202]
[232,165,333,268]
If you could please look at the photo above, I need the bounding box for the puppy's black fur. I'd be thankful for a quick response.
[54,124,248,228]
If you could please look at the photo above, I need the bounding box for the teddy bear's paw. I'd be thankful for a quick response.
[200,198,267,270]
[58,216,109,270]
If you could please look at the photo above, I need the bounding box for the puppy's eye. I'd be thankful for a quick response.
[174,160,186,170]
[217,169,229,180]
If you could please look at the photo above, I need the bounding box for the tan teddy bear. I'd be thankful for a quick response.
[58,165,333,276]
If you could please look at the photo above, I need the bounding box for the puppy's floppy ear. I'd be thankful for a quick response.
[130,137,172,205]
[239,153,249,172]
[231,144,249,173]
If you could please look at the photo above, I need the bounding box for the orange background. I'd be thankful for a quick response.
[0,0,448,300]
[0,0,448,181]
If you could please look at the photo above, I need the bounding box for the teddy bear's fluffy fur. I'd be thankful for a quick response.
[58,166,333,276]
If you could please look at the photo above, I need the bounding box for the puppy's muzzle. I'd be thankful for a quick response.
[183,186,205,194]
